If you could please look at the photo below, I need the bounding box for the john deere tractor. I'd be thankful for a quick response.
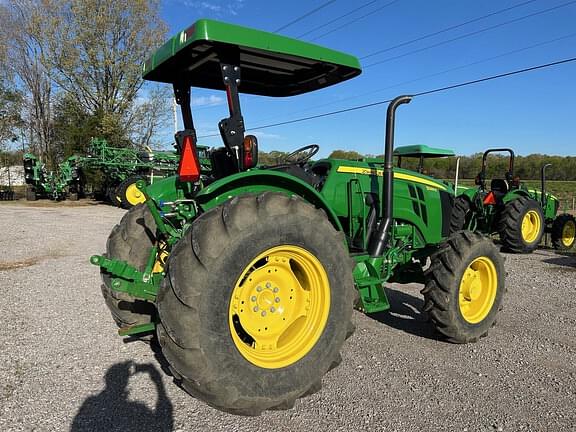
[451,148,575,252]
[92,19,506,415]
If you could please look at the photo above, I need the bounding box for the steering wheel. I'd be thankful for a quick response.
[283,144,320,165]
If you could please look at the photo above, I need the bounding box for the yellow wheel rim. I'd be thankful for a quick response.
[228,245,330,369]
[458,256,498,324]
[562,220,576,247]
[521,210,541,243]
[125,183,146,206]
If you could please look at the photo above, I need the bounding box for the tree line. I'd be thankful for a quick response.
[0,0,170,170]
[325,150,576,181]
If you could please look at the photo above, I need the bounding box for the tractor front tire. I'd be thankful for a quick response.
[156,192,355,415]
[450,196,472,233]
[497,197,544,253]
[422,231,506,343]
[551,213,576,251]
[101,204,157,329]
[118,176,147,209]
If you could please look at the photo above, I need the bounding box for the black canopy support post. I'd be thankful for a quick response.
[368,95,412,258]
[541,163,552,208]
[173,83,195,130]
[218,60,246,170]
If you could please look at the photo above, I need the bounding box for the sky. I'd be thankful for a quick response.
[155,0,576,158]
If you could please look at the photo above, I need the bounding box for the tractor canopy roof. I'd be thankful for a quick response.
[142,19,362,96]
[393,145,455,158]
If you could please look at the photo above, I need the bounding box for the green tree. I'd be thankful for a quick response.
[329,149,364,160]
[35,0,169,147]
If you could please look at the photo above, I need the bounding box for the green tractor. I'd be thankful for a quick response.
[92,19,506,415]
[394,144,455,175]
[451,148,575,252]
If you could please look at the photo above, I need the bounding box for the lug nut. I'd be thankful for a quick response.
[253,306,259,312]
[275,297,280,303]
[266,282,271,288]
[251,296,257,302]
[273,287,279,293]
[256,286,262,292]
[261,311,266,317]
[270,307,275,313]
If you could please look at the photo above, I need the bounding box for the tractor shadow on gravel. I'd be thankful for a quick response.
[543,254,576,270]
[367,288,440,341]
[71,360,174,432]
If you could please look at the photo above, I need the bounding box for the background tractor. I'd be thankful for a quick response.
[451,148,575,252]
[92,19,506,415]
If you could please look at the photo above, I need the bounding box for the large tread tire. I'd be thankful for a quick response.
[26,187,37,201]
[107,184,122,208]
[118,176,147,210]
[101,204,157,328]
[156,192,355,415]
[497,196,544,253]
[450,195,472,234]
[422,231,506,343]
[551,213,576,251]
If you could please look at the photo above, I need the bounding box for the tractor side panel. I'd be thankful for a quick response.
[318,161,451,246]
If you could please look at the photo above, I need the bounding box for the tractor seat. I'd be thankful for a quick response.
[490,179,509,201]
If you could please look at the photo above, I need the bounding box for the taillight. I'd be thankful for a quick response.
[178,134,201,182]
[242,135,258,170]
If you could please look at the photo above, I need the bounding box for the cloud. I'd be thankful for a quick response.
[192,95,225,107]
[178,0,245,16]
[250,130,283,140]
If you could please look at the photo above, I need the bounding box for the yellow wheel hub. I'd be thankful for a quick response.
[561,220,576,247]
[459,256,498,324]
[521,210,541,243]
[228,245,330,369]
[125,183,146,206]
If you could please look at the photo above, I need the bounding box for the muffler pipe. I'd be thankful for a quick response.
[369,95,412,257]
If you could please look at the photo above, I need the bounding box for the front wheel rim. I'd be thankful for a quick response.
[521,210,541,243]
[459,256,498,324]
[125,183,146,206]
[228,245,330,369]
[561,220,576,247]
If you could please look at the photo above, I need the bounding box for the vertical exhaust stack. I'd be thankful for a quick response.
[369,95,412,258]
[541,163,552,208]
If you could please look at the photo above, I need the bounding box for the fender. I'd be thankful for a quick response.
[502,189,531,204]
[195,170,344,232]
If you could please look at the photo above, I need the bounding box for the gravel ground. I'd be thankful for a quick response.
[1,201,575,432]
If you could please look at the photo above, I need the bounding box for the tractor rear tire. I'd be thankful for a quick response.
[551,213,576,251]
[422,231,505,343]
[497,197,544,253]
[156,192,355,415]
[26,187,37,201]
[101,204,157,329]
[118,176,147,209]
[450,196,472,233]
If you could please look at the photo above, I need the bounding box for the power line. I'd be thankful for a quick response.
[297,0,379,38]
[360,0,541,60]
[252,32,576,125]
[310,0,401,42]
[197,56,576,138]
[274,0,339,33]
[364,0,576,68]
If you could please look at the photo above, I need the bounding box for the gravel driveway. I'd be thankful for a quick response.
[1,202,575,432]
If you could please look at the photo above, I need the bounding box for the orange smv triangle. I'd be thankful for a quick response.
[483,191,497,206]
[178,135,201,182]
